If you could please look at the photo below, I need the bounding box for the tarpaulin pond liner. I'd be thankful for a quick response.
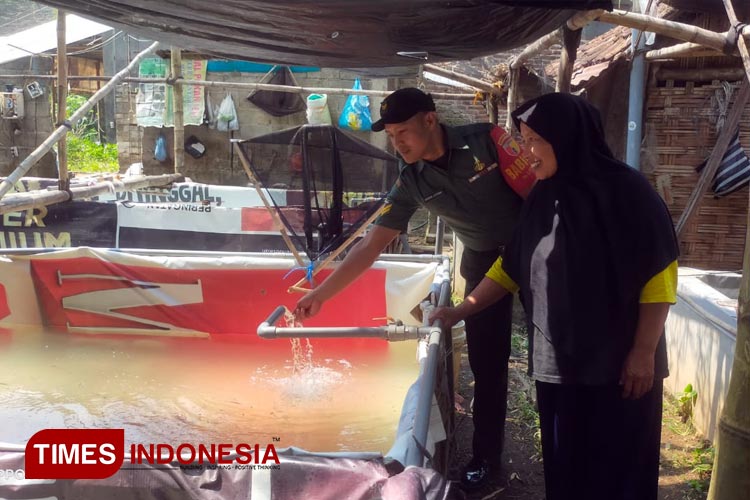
[0,248,456,499]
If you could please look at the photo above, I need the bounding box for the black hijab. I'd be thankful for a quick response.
[504,93,679,365]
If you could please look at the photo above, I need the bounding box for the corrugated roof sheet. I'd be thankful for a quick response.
[0,14,112,65]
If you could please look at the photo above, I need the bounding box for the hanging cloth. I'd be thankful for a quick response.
[247,66,306,117]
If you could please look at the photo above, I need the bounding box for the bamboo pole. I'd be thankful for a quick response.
[645,42,725,60]
[567,9,604,31]
[288,204,386,293]
[706,3,750,499]
[170,47,184,174]
[422,64,502,97]
[234,141,305,267]
[707,187,750,500]
[0,41,161,200]
[178,78,476,99]
[656,67,746,82]
[505,67,520,130]
[509,30,560,70]
[720,0,750,83]
[556,25,582,93]
[0,74,478,100]
[675,80,750,239]
[597,9,729,52]
[0,173,183,215]
[56,11,68,191]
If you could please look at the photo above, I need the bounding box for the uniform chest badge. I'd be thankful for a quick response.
[473,156,486,172]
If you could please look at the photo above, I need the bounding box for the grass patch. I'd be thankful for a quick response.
[65,94,119,173]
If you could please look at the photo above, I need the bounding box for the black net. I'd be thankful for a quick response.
[239,125,398,261]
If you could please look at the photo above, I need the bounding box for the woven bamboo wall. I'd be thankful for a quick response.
[639,10,750,271]
[644,80,749,271]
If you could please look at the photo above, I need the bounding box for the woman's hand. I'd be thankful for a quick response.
[619,346,655,399]
[429,306,463,329]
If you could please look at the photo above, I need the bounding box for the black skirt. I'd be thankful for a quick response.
[536,380,663,500]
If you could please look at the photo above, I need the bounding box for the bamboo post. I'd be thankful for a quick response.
[707,191,750,500]
[234,141,305,266]
[0,173,183,215]
[56,11,68,191]
[706,4,750,499]
[556,25,582,93]
[0,41,161,200]
[170,47,184,173]
[675,80,750,239]
[288,204,386,293]
[423,64,502,97]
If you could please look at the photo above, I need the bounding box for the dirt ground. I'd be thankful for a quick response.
[445,318,714,500]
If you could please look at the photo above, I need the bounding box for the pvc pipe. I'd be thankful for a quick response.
[626,28,646,170]
[404,276,451,467]
[256,305,429,341]
[434,217,444,255]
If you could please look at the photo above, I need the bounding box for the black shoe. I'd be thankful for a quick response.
[460,458,491,490]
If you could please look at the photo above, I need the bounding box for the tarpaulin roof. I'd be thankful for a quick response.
[36,1,612,68]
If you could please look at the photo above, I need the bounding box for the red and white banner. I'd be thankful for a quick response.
[1,248,437,339]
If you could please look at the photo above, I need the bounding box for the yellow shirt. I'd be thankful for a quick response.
[485,257,678,303]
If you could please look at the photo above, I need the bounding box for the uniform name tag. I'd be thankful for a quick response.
[423,190,444,202]
[468,163,498,183]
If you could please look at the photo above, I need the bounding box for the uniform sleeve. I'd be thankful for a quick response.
[374,177,420,232]
[485,256,520,294]
[639,260,678,304]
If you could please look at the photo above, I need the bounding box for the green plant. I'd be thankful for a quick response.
[678,383,698,423]
[687,443,714,493]
[64,94,118,173]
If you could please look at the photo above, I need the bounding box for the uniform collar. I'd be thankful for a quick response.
[402,125,466,173]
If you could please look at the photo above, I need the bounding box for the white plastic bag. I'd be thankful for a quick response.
[306,93,332,125]
[217,93,240,131]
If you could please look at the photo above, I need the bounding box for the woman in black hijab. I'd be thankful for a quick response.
[432,93,679,500]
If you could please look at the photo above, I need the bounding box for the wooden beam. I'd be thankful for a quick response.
[170,47,184,174]
[422,64,502,97]
[557,25,582,93]
[56,11,68,191]
[645,42,726,59]
[0,174,183,215]
[656,66,746,81]
[597,9,729,52]
[0,41,162,200]
[675,80,750,239]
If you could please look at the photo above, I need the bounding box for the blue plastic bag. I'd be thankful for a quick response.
[338,78,372,132]
[154,131,168,162]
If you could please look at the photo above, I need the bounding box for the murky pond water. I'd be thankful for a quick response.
[0,327,419,454]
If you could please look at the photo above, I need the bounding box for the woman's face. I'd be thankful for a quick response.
[519,122,558,180]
